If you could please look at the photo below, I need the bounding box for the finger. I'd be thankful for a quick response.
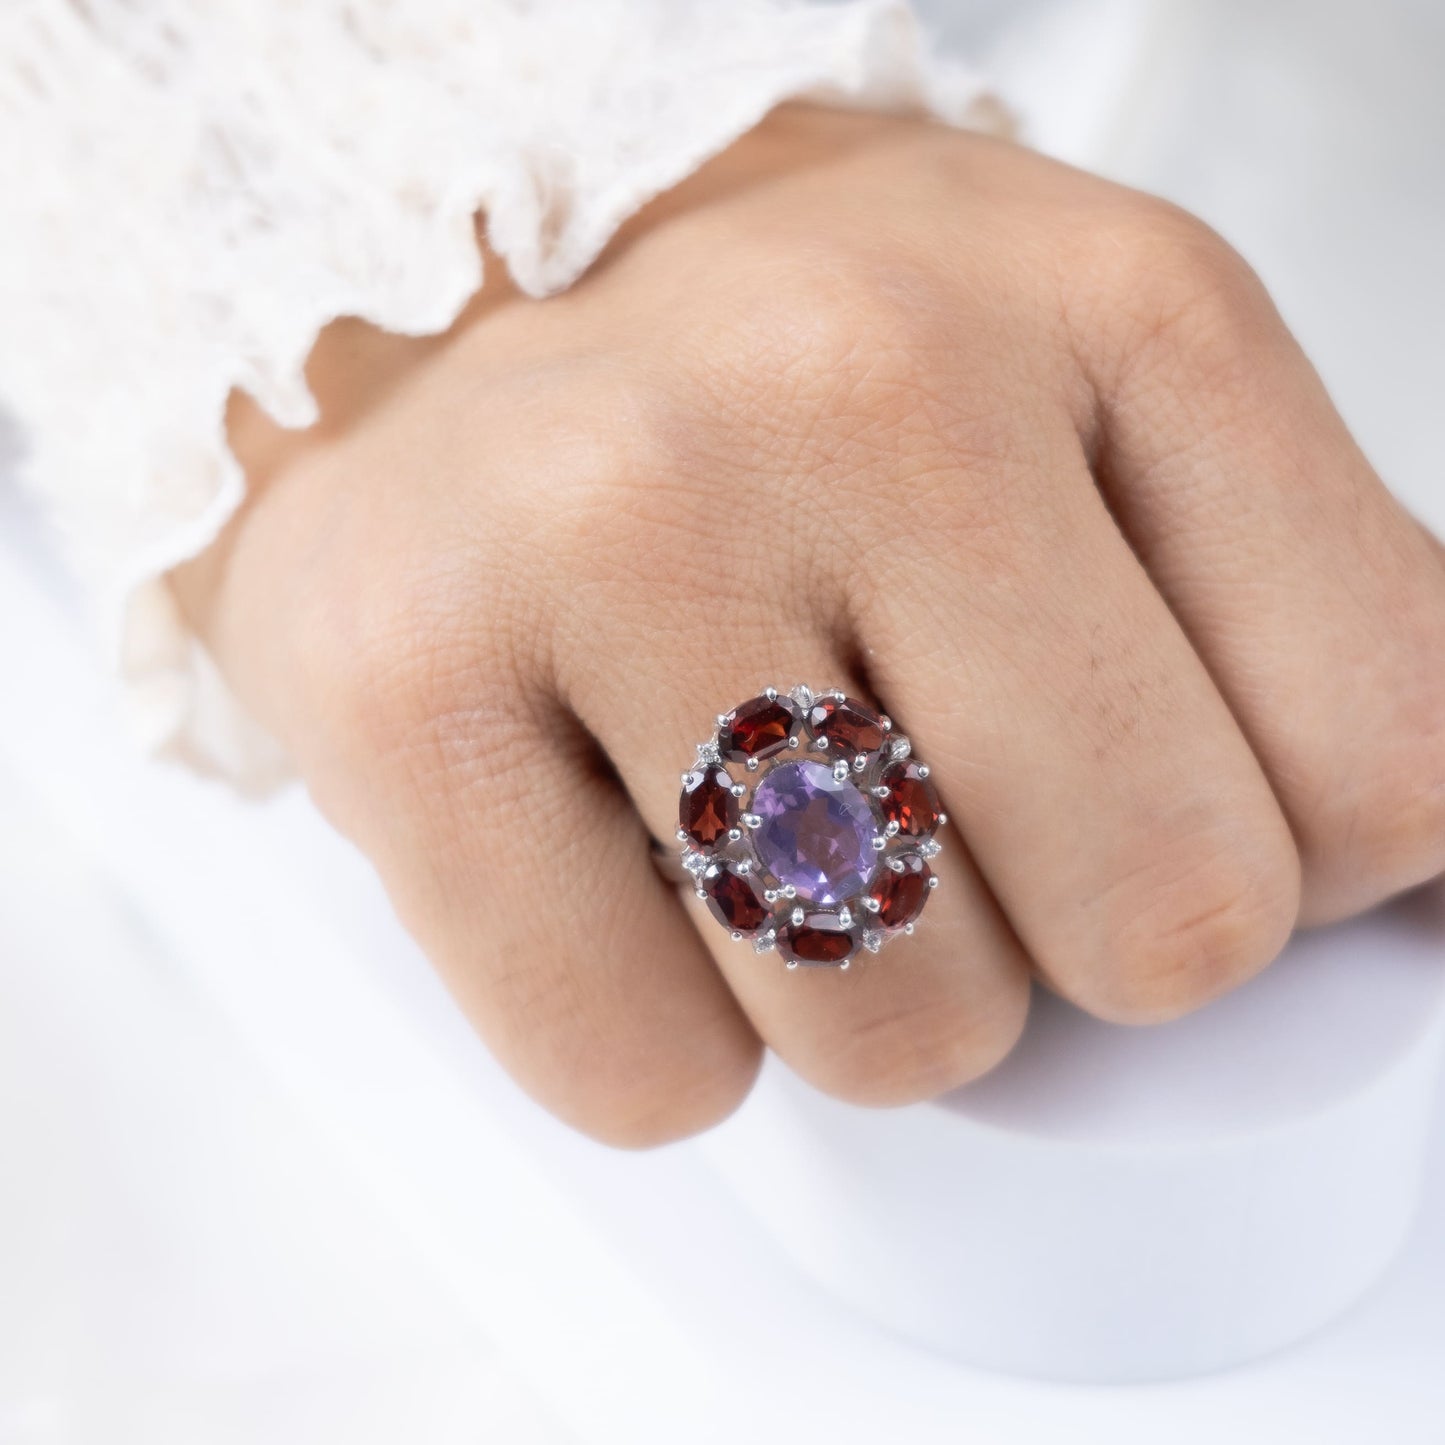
[861,418,1301,1025]
[172,390,763,1149]
[334,680,765,1147]
[1091,234,1445,922]
[565,616,1032,1107]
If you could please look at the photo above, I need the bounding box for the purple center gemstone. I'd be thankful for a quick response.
[751,760,880,904]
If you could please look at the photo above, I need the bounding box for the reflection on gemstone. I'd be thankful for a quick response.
[751,760,880,904]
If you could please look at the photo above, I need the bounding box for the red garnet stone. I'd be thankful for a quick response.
[807,695,885,756]
[679,766,738,848]
[880,760,943,838]
[702,862,769,935]
[720,694,798,763]
[777,912,857,966]
[870,854,932,929]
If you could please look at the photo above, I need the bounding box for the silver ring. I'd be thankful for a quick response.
[675,685,945,968]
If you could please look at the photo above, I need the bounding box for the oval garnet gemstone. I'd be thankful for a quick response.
[870,854,932,929]
[679,767,738,848]
[719,694,798,762]
[807,695,885,756]
[879,760,942,838]
[702,862,769,935]
[777,912,858,966]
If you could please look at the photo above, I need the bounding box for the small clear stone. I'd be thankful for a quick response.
[753,930,777,955]
[682,851,709,877]
[888,736,912,761]
[787,684,816,710]
[861,930,884,953]
[918,839,943,859]
[695,740,722,767]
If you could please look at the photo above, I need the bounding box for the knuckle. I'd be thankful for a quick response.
[1088,197,1276,387]
[798,983,1030,1107]
[578,1053,759,1149]
[301,556,534,812]
[1306,734,1445,908]
[1083,821,1300,1024]
[484,897,762,1150]
[534,1005,761,1149]
[682,237,946,436]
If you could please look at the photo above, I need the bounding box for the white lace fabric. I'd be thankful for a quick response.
[0,0,997,789]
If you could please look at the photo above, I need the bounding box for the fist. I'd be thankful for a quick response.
[174,107,1445,1145]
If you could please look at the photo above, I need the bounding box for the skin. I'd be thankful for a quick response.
[172,106,1445,1147]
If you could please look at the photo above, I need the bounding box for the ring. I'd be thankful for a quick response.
[676,685,946,968]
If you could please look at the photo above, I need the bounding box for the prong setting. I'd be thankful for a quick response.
[679,686,944,967]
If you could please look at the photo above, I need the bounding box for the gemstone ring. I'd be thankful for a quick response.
[676,685,946,968]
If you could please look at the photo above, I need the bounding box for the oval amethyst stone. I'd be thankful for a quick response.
[750,760,880,904]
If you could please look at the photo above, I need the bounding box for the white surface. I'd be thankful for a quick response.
[707,901,1445,1380]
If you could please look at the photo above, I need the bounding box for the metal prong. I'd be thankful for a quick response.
[884,820,901,838]
[736,859,752,874]
[852,754,867,772]
[862,895,881,914]
[872,784,891,799]
[746,757,760,772]
[927,875,940,889]
[832,759,850,782]
[838,906,853,928]
[730,782,746,797]
[676,828,689,843]
[904,923,915,935]
[680,772,693,787]
[763,888,780,904]
[838,960,851,971]
[782,884,797,899]
[716,714,729,730]
[787,735,801,749]
[727,827,743,842]
[791,906,805,927]
[815,736,829,750]
[695,888,707,900]
[730,931,743,942]
[870,836,888,852]
[888,857,905,873]
[765,686,778,700]
[937,812,949,826]
[916,764,931,779]
[741,812,762,830]
[881,717,893,732]
[786,959,799,971]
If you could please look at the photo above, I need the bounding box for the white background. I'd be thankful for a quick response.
[2,0,1443,1440]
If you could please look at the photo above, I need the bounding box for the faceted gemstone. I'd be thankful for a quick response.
[879,760,942,838]
[751,760,880,904]
[679,766,738,848]
[870,854,932,930]
[807,695,885,756]
[719,694,798,762]
[777,912,858,966]
[702,862,770,935]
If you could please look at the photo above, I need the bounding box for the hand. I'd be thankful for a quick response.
[173,106,1445,1145]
